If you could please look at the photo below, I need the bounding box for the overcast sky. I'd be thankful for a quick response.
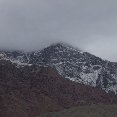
[0,0,117,61]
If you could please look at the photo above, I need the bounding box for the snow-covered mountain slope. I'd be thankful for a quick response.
[0,50,32,67]
[1,43,117,94]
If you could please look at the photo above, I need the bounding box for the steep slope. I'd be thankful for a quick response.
[0,60,63,117]
[29,43,117,94]
[0,59,117,117]
[1,43,117,94]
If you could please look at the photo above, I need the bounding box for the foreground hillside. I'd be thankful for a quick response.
[0,59,117,117]
[40,104,117,117]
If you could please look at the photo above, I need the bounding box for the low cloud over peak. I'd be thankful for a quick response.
[0,0,117,61]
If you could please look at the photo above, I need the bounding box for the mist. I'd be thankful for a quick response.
[0,0,117,61]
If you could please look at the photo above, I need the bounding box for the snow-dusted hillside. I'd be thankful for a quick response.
[1,43,117,94]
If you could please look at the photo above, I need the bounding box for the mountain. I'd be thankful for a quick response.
[1,43,117,94]
[0,59,116,117]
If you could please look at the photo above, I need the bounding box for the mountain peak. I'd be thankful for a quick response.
[47,42,82,53]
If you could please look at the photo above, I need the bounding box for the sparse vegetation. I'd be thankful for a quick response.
[40,104,117,117]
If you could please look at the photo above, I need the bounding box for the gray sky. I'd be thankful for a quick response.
[0,0,117,61]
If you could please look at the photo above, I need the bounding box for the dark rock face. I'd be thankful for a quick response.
[1,43,117,94]
[0,59,117,117]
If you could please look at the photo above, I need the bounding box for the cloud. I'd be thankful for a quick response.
[0,0,117,61]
